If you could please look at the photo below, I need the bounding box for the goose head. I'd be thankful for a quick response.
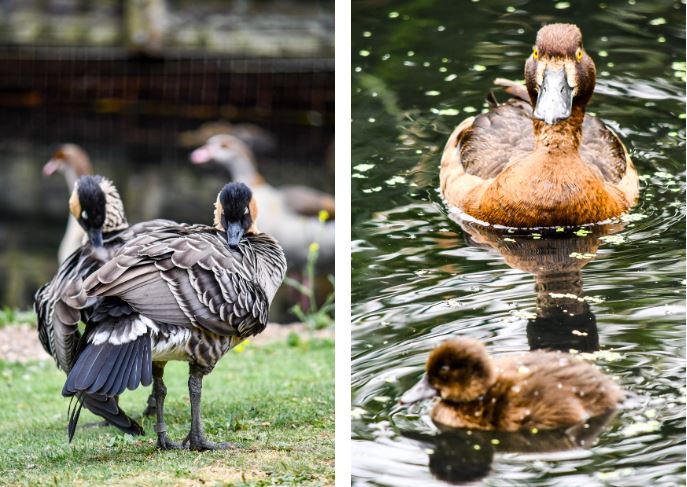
[401,338,496,405]
[525,23,596,125]
[69,175,128,247]
[214,182,259,249]
[43,144,93,184]
[191,134,255,168]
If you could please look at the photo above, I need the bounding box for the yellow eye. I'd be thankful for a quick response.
[576,48,583,61]
[533,47,539,60]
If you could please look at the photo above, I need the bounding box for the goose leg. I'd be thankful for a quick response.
[142,393,157,417]
[152,362,182,450]
[184,363,233,451]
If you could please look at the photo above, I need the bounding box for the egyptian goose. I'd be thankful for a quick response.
[43,144,93,263]
[191,134,334,268]
[63,182,287,450]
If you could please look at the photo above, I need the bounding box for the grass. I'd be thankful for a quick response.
[0,338,334,486]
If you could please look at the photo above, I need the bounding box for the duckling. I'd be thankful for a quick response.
[35,175,173,434]
[63,182,287,450]
[440,23,639,227]
[191,133,334,268]
[401,338,624,432]
[43,144,93,263]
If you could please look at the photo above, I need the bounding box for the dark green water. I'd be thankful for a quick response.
[351,0,685,485]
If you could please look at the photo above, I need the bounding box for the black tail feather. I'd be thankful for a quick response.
[63,334,152,398]
[67,393,144,442]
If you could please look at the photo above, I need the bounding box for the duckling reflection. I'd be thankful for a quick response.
[402,410,617,485]
[454,217,625,352]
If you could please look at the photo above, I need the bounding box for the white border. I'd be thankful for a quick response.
[334,0,352,485]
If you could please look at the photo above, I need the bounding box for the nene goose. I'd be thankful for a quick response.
[63,182,287,450]
[191,134,334,269]
[35,175,174,432]
[43,144,93,263]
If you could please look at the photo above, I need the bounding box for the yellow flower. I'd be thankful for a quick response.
[318,210,330,222]
[309,242,320,253]
[234,339,251,353]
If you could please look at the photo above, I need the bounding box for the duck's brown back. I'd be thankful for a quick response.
[458,99,628,184]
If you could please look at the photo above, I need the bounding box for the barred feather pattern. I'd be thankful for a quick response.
[35,219,176,372]
[83,224,286,369]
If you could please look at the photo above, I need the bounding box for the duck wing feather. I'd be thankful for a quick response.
[459,96,628,184]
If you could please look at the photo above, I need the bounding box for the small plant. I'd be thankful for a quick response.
[284,210,335,331]
[0,307,36,327]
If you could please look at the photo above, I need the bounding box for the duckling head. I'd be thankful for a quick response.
[43,144,92,178]
[401,338,496,405]
[525,23,596,125]
[214,182,259,249]
[68,175,128,248]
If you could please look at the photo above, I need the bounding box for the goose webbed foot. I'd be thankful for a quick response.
[182,432,235,451]
[156,428,184,450]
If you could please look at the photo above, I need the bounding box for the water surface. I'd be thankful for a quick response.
[351,0,685,485]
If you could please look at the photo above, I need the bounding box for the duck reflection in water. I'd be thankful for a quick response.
[455,217,626,353]
[402,410,618,484]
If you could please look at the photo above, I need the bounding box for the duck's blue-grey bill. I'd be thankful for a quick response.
[400,374,437,404]
[533,67,573,125]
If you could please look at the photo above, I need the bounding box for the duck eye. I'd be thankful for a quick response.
[244,207,249,215]
[532,47,539,60]
[576,48,583,61]
[81,210,88,220]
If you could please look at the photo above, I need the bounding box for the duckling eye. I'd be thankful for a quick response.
[532,47,539,60]
[576,48,583,62]
[81,210,88,220]
[244,207,249,215]
[439,365,450,376]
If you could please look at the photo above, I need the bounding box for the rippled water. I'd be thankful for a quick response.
[351,0,685,485]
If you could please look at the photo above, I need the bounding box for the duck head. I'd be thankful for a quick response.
[525,23,596,125]
[214,182,259,249]
[68,175,128,248]
[401,338,496,405]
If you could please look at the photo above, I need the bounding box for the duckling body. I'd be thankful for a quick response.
[402,338,624,432]
[440,24,639,227]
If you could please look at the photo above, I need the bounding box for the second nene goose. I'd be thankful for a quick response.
[63,182,287,450]
[35,175,174,432]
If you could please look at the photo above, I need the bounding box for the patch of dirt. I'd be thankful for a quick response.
[0,322,333,363]
[0,325,51,363]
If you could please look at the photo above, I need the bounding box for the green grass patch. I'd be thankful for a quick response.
[0,339,334,486]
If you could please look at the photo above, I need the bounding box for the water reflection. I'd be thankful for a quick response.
[455,219,625,353]
[403,411,618,485]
